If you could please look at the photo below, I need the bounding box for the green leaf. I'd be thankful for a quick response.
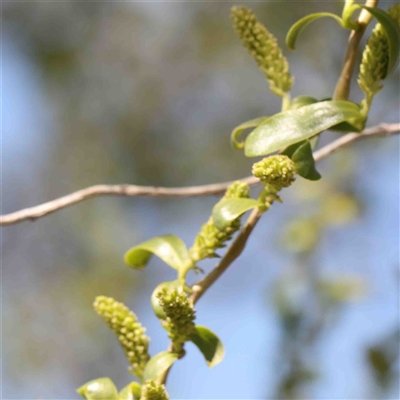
[288,140,321,181]
[361,6,400,78]
[124,235,190,271]
[330,120,365,133]
[231,116,269,149]
[77,378,119,400]
[189,325,225,367]
[119,382,141,400]
[289,96,318,110]
[212,198,262,231]
[342,0,360,30]
[244,101,363,157]
[143,351,179,383]
[286,13,344,50]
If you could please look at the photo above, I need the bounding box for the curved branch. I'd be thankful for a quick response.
[1,122,399,226]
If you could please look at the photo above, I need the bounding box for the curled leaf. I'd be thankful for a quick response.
[342,0,360,30]
[286,12,344,50]
[124,235,190,271]
[189,325,225,367]
[231,117,269,149]
[244,100,364,157]
[143,351,179,384]
[77,378,119,400]
[212,198,262,231]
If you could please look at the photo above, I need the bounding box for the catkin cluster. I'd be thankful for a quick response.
[358,4,400,106]
[156,287,196,345]
[231,6,293,97]
[93,296,150,379]
[190,181,250,261]
[141,381,169,400]
[252,155,296,192]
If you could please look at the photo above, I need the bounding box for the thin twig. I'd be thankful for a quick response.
[189,122,399,303]
[1,122,399,226]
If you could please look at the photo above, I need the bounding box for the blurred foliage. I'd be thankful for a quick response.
[367,329,400,393]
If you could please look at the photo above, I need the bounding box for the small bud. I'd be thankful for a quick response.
[189,181,249,261]
[93,296,150,379]
[231,6,293,97]
[140,380,169,400]
[224,181,250,199]
[156,287,195,345]
[252,155,296,192]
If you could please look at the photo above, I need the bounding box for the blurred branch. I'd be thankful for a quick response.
[1,122,399,226]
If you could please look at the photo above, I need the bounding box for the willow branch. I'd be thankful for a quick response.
[189,121,399,303]
[1,122,399,226]
[333,0,379,100]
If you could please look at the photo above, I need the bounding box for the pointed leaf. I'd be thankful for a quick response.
[189,325,225,367]
[212,198,262,231]
[361,6,400,77]
[119,382,141,400]
[124,235,190,271]
[231,116,269,149]
[77,378,119,400]
[286,13,344,50]
[291,141,321,181]
[244,101,363,157]
[143,351,179,383]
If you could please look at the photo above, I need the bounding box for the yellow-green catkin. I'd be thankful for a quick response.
[93,296,150,379]
[252,155,296,193]
[156,287,196,345]
[140,381,169,400]
[231,6,293,97]
[189,181,250,261]
[358,4,400,110]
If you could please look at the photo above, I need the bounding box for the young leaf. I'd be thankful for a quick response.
[231,116,269,149]
[124,235,190,271]
[143,351,179,383]
[244,100,363,157]
[212,198,262,231]
[361,6,400,78]
[77,378,119,400]
[286,13,344,50]
[342,0,360,30]
[282,140,321,181]
[119,382,142,400]
[289,96,318,110]
[189,325,225,367]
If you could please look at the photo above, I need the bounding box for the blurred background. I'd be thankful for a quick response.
[2,1,399,399]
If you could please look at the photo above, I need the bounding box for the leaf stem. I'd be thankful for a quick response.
[333,0,380,100]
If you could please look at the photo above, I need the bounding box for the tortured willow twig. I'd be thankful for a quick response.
[1,122,399,226]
